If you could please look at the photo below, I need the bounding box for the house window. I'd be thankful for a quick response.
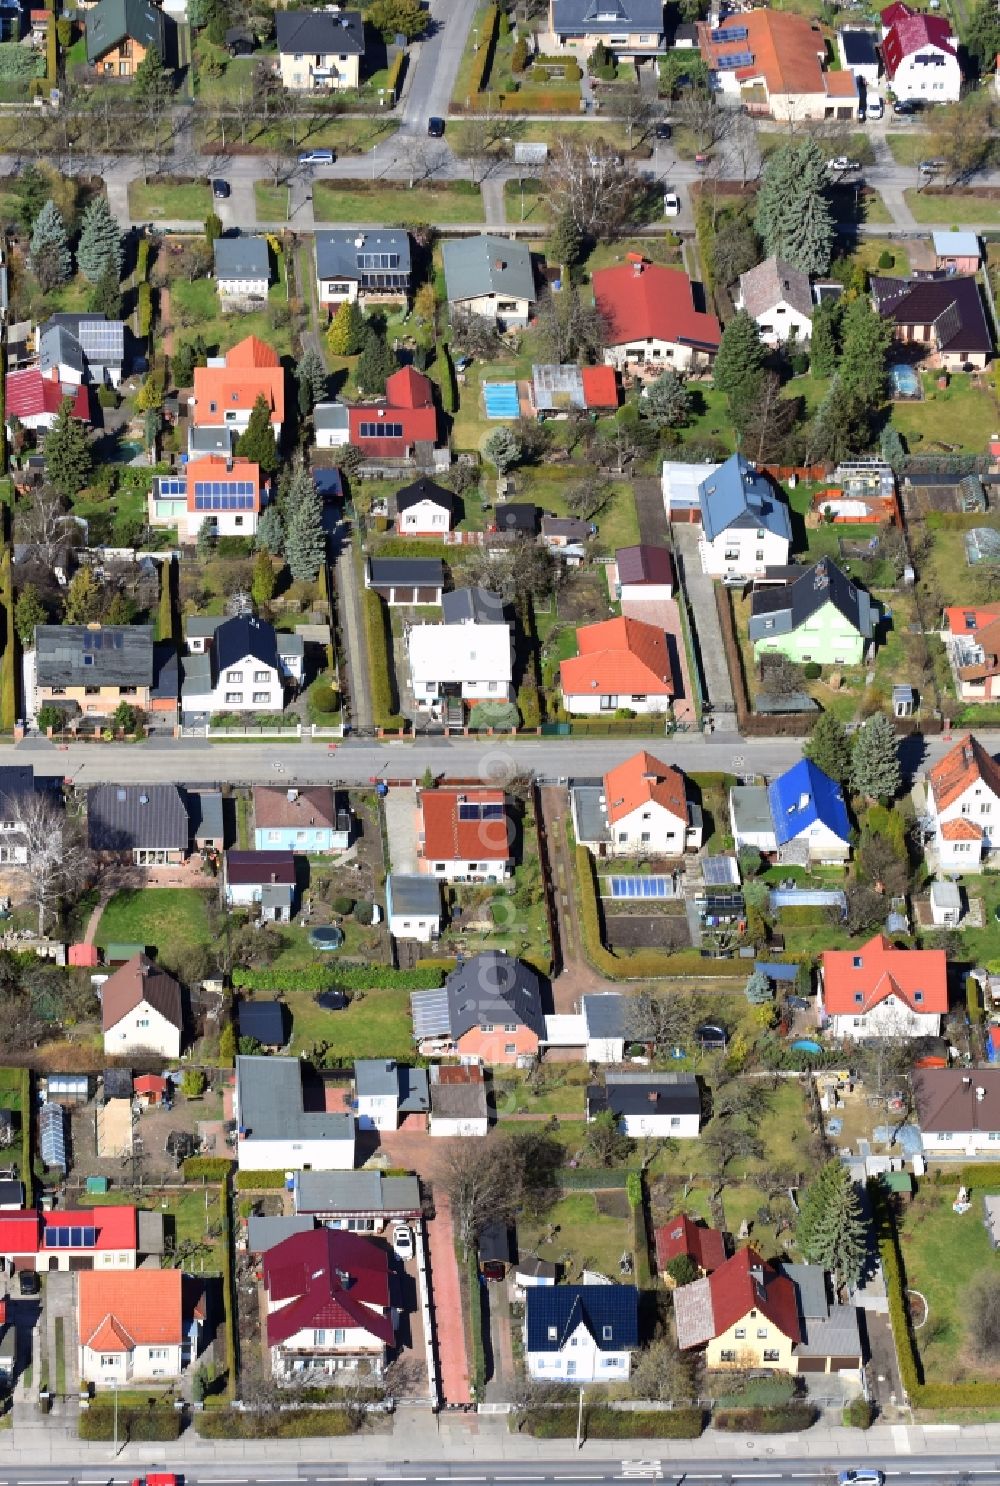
[136,1018,149,1029]
[504,1043,516,1055]
[254,671,270,682]
[602,1325,613,1341]
[854,992,863,1005]
[225,693,244,704]
[504,1023,517,1032]
[483,1023,494,1032]
[547,1326,558,1340]
[763,1350,780,1363]
[669,1116,680,1128]
[252,692,270,703]
[720,1349,736,1363]
[914,991,924,1004]
[566,1361,577,1376]
[757,1327,768,1339]
[735,1328,746,1339]
[852,956,863,968]
[100,1355,118,1367]
[226,670,242,683]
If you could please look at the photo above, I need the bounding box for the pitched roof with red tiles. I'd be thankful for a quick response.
[603,751,688,826]
[821,933,947,1016]
[386,365,434,409]
[561,616,675,698]
[185,455,263,514]
[263,1227,394,1348]
[580,364,619,410]
[100,952,183,1034]
[79,1270,182,1352]
[0,1212,40,1253]
[674,1247,800,1350]
[882,7,956,76]
[420,789,511,863]
[192,338,285,428]
[225,334,281,369]
[5,370,89,422]
[940,817,984,841]
[698,9,854,102]
[253,785,337,830]
[929,734,1000,811]
[593,263,721,354]
[655,1214,726,1275]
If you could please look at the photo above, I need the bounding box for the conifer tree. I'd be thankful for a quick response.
[77,194,123,285]
[29,200,71,290]
[236,393,278,475]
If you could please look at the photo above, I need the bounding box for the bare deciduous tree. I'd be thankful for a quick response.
[15,790,91,935]
[675,87,733,152]
[15,487,75,566]
[543,138,643,240]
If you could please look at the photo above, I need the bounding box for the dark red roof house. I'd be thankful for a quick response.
[6,369,90,431]
[881,3,957,80]
[673,1246,801,1352]
[263,1227,395,1368]
[655,1214,727,1279]
[593,260,721,367]
[347,366,439,459]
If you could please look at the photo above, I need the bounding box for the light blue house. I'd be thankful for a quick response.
[253,785,352,853]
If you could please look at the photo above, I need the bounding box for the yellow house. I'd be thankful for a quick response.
[674,1247,800,1371]
[275,8,364,91]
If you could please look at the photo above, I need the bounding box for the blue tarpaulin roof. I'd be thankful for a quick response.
[767,758,850,848]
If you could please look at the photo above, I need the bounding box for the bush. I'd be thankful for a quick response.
[79,1405,183,1441]
[138,281,153,339]
[331,895,356,915]
[385,47,406,101]
[519,1406,703,1439]
[182,1155,233,1181]
[468,3,498,94]
[363,589,403,730]
[158,556,175,643]
[232,964,444,993]
[843,1396,874,1429]
[310,681,338,715]
[803,661,821,680]
[878,249,894,269]
[713,1404,817,1433]
[0,553,17,732]
[438,341,457,414]
[136,238,151,281]
[468,1251,485,1399]
[196,1408,361,1438]
[234,1170,289,1190]
[511,35,528,71]
[967,973,982,1025]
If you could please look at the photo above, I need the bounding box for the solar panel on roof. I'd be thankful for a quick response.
[481,803,504,820]
[458,802,479,821]
[716,50,753,67]
[711,23,748,39]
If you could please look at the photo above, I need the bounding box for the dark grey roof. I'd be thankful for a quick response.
[552,0,664,34]
[0,766,46,824]
[315,230,412,282]
[495,502,538,534]
[87,784,189,852]
[445,952,545,1040]
[151,641,179,703]
[215,615,280,672]
[314,402,350,433]
[587,1071,701,1120]
[185,788,224,844]
[36,624,154,689]
[542,515,592,541]
[86,0,165,62]
[367,557,444,587]
[395,478,457,518]
[39,325,83,378]
[226,850,296,886]
[189,427,235,456]
[748,558,875,643]
[46,314,125,369]
[237,1000,288,1046]
[479,1221,514,1264]
[276,7,364,53]
[526,1284,639,1353]
[840,27,878,65]
[293,1168,422,1216]
[442,587,506,626]
[354,1058,430,1114]
[387,874,441,918]
[443,236,537,305]
[247,1215,315,1252]
[235,1055,354,1145]
[582,992,628,1040]
[213,236,271,283]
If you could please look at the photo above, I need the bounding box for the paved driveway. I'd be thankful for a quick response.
[384,785,421,874]
[621,598,696,727]
[672,524,737,727]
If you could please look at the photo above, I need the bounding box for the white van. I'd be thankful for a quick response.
[867,93,884,119]
[664,190,680,217]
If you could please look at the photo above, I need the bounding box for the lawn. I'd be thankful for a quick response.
[82,1186,228,1272]
[891,372,1000,454]
[94,888,215,965]
[904,189,1000,225]
[312,180,484,224]
[128,179,213,221]
[206,115,398,157]
[517,1191,633,1282]
[949,872,1000,968]
[254,185,290,222]
[169,258,292,358]
[493,1066,589,1116]
[282,986,414,1060]
[886,132,927,167]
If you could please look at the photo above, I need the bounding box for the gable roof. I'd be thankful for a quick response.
[929,733,1000,811]
[226,850,296,886]
[387,366,433,410]
[79,1270,182,1351]
[882,5,956,76]
[552,0,662,33]
[6,370,89,422]
[442,235,537,305]
[395,477,455,516]
[603,750,688,825]
[101,953,182,1033]
[428,1061,489,1119]
[739,256,813,320]
[821,933,948,1016]
[442,587,506,626]
[366,557,444,589]
[86,0,165,61]
[213,235,271,282]
[44,314,125,369]
[253,785,339,830]
[263,1227,393,1348]
[913,1067,1000,1134]
[698,454,792,544]
[699,9,855,101]
[749,557,875,643]
[275,6,364,53]
[593,261,721,353]
[87,783,189,853]
[315,229,412,282]
[674,1247,801,1350]
[214,615,280,673]
[655,1214,726,1275]
[443,952,545,1040]
[37,624,153,689]
[561,615,675,698]
[615,544,674,588]
[192,336,284,428]
[235,1054,354,1144]
[870,275,990,357]
[526,1284,639,1353]
[767,758,851,847]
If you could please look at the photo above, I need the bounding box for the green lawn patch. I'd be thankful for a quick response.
[169,259,292,358]
[254,184,289,222]
[518,1190,633,1281]
[313,180,484,224]
[95,888,215,967]
[82,1185,228,1271]
[904,189,1000,225]
[128,178,212,221]
[283,986,414,1061]
[892,372,999,454]
[886,132,926,167]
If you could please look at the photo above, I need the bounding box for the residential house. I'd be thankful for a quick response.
[336,368,440,462]
[40,314,126,388]
[593,258,721,373]
[442,587,506,627]
[543,990,633,1064]
[442,235,537,331]
[315,230,411,311]
[870,274,991,370]
[530,363,619,417]
[180,615,302,717]
[149,455,267,543]
[406,621,513,713]
[354,1059,430,1132]
[698,9,858,119]
[613,544,674,601]
[838,27,880,87]
[765,758,851,866]
[913,1067,1000,1155]
[213,236,272,311]
[314,403,351,450]
[395,475,455,536]
[560,615,675,716]
[365,557,444,606]
[85,0,167,77]
[942,606,1000,704]
[292,1170,422,1230]
[587,1071,701,1138]
[547,0,664,56]
[933,231,982,274]
[417,788,513,882]
[263,1228,394,1378]
[655,1215,727,1282]
[87,783,188,867]
[571,750,702,858]
[749,557,876,666]
[275,7,365,90]
[101,954,183,1059]
[541,515,593,562]
[880,2,961,102]
[0,1205,137,1271]
[190,335,285,452]
[78,1270,199,1385]
[386,874,442,943]
[34,624,153,722]
[234,1054,355,1171]
[735,256,814,344]
[696,454,792,578]
[224,851,297,921]
[428,1063,490,1137]
[237,999,288,1051]
[5,369,89,432]
[0,766,53,866]
[525,1284,639,1382]
[253,786,351,853]
[925,732,1000,871]
[819,934,948,1039]
[410,951,545,1064]
[494,502,539,537]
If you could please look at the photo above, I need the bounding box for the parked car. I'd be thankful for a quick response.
[867,93,884,119]
[663,190,680,217]
[827,156,861,172]
[211,179,230,199]
[427,116,445,137]
[655,120,671,139]
[893,98,921,114]
[298,148,335,165]
[919,158,946,173]
[392,1224,414,1261]
[18,1271,39,1296]
[694,151,709,167]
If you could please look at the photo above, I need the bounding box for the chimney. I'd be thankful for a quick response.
[287,788,299,804]
[647,1090,658,1104]
[977,1086,987,1101]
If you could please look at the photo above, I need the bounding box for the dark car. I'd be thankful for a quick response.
[212,179,230,200]
[18,1271,39,1297]
[893,98,920,114]
[786,995,810,1011]
[655,120,672,139]
[695,1021,728,1049]
[427,116,446,137]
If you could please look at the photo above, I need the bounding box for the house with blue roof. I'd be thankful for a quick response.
[697,453,792,579]
[524,1284,639,1382]
[767,758,851,866]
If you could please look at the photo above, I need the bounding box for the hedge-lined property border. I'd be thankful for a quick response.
[363,589,404,731]
[232,964,445,993]
[0,550,17,731]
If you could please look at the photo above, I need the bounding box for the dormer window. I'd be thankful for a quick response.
[602,1325,613,1340]
[854,992,864,1005]
[914,991,924,1004]
[547,1326,557,1340]
[852,956,862,969]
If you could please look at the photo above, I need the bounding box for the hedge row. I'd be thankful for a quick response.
[232,964,444,992]
[519,1406,703,1439]
[363,589,403,731]
[220,1185,238,1398]
[234,1170,288,1191]
[196,1408,361,1438]
[44,0,56,86]
[138,281,152,340]
[158,555,175,643]
[182,1155,233,1180]
[467,1250,486,1400]
[79,1406,183,1442]
[468,4,499,94]
[438,341,457,414]
[385,47,406,102]
[136,237,151,282]
[713,1404,817,1433]
[0,551,16,731]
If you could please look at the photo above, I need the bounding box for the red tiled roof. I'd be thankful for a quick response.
[420,789,510,863]
[655,1214,726,1274]
[882,8,956,77]
[0,1206,138,1256]
[822,933,947,1016]
[225,334,281,369]
[603,750,688,826]
[134,1073,168,1096]
[6,370,89,422]
[676,1247,800,1349]
[386,365,433,409]
[699,9,839,99]
[253,785,337,829]
[929,734,1000,811]
[593,263,721,354]
[941,817,984,841]
[561,616,675,698]
[79,1271,182,1352]
[580,364,619,410]
[192,338,284,428]
[945,604,1000,637]
[264,1227,394,1348]
[186,455,263,514]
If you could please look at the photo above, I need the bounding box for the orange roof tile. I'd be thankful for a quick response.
[561,616,675,698]
[941,817,984,841]
[192,337,285,428]
[420,789,511,863]
[822,933,947,1016]
[225,335,281,369]
[929,734,1000,811]
[603,750,688,825]
[699,10,853,103]
[79,1270,182,1352]
[944,604,1000,637]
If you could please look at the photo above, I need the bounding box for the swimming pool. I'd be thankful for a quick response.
[483,381,519,419]
[890,363,920,398]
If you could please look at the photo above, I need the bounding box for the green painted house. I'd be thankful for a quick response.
[748,557,876,666]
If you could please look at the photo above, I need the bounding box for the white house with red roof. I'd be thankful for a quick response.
[560,615,675,716]
[190,335,285,452]
[572,750,702,856]
[263,1227,395,1378]
[5,369,89,432]
[880,2,961,102]
[819,934,948,1039]
[149,454,267,542]
[78,1269,199,1384]
[417,788,513,882]
[942,607,1000,704]
[593,258,721,374]
[0,1206,137,1271]
[925,732,1000,872]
